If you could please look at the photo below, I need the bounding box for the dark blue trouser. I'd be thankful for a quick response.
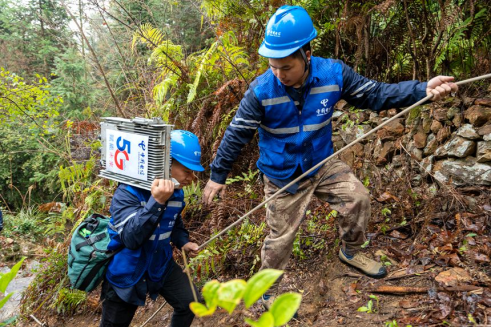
[100,262,197,327]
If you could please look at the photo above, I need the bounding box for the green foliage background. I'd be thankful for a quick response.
[0,0,489,226]
[0,0,489,231]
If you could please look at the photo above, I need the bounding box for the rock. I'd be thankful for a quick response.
[375,141,395,165]
[452,114,462,127]
[464,105,491,126]
[456,124,480,140]
[477,124,490,136]
[332,110,345,119]
[0,261,38,322]
[379,110,387,117]
[407,140,423,161]
[433,159,491,186]
[392,154,405,168]
[433,170,449,184]
[350,111,369,123]
[464,196,479,211]
[421,155,434,176]
[444,119,454,127]
[432,107,448,121]
[435,136,476,158]
[333,139,345,152]
[422,113,432,133]
[376,119,405,141]
[430,120,443,134]
[369,112,380,125]
[484,134,491,141]
[413,130,427,149]
[436,126,451,143]
[447,107,461,120]
[445,97,462,108]
[424,134,439,156]
[340,143,364,167]
[387,108,398,117]
[340,124,372,144]
[474,98,491,106]
[405,107,422,128]
[411,174,422,186]
[335,99,348,110]
[477,141,491,163]
[463,97,475,107]
[435,268,472,287]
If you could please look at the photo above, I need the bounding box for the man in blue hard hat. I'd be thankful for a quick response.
[203,5,458,309]
[100,130,204,327]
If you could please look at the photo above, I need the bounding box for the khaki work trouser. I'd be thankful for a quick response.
[260,159,370,293]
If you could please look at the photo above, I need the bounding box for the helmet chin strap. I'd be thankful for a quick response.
[297,48,310,88]
[300,48,309,72]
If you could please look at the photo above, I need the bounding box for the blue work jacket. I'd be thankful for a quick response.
[106,184,188,289]
[210,57,428,183]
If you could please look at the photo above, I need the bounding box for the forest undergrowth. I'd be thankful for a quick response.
[7,140,489,327]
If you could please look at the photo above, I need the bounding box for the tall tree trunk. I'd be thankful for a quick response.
[403,0,418,80]
[79,0,86,81]
[364,16,370,76]
[38,0,48,76]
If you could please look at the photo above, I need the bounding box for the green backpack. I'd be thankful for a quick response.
[67,213,118,292]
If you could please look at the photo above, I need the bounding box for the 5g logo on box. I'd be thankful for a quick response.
[106,130,148,180]
[115,137,131,170]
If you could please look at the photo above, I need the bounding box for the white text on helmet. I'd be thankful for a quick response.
[267,30,282,37]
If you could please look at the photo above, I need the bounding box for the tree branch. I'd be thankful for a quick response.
[61,1,125,117]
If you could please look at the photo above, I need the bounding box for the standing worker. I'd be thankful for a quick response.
[100,130,204,327]
[202,5,458,309]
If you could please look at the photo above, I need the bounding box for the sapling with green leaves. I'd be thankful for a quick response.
[190,269,302,327]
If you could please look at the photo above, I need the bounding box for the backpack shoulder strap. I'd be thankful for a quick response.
[125,185,147,205]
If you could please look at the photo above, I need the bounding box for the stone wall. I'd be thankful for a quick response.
[332,96,491,187]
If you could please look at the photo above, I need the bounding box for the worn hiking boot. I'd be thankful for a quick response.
[339,249,387,278]
[260,294,276,311]
[261,294,299,318]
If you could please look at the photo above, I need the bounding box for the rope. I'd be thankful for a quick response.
[198,73,491,250]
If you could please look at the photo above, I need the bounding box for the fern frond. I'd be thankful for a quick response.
[187,40,219,103]
[132,23,166,51]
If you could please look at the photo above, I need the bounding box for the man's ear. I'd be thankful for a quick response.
[305,50,312,62]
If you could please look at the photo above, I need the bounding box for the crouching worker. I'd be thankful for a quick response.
[100,130,204,327]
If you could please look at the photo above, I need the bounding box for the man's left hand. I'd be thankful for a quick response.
[426,76,459,102]
[182,242,200,257]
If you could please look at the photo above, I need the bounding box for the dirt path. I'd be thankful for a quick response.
[20,249,484,328]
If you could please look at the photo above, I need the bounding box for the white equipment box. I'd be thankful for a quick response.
[99,117,174,191]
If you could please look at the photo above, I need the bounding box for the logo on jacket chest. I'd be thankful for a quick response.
[316,98,332,116]
[167,214,177,227]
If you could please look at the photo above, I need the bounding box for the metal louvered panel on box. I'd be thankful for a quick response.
[99,117,174,191]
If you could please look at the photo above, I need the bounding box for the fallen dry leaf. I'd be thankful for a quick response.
[376,191,400,202]
[435,268,472,286]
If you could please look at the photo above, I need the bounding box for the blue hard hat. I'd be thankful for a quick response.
[258,5,317,59]
[171,130,205,172]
